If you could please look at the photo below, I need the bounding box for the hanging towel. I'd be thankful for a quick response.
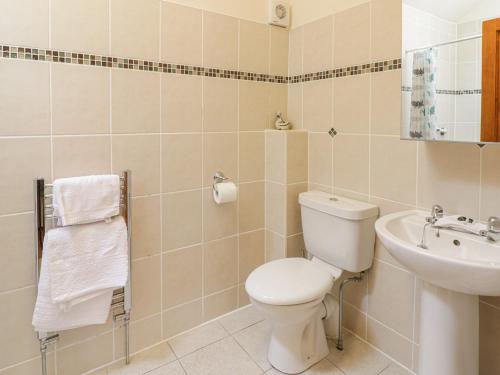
[53,175,120,226]
[410,49,437,139]
[32,254,114,332]
[434,215,487,236]
[46,216,128,312]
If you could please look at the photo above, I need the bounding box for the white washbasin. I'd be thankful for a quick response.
[375,210,500,296]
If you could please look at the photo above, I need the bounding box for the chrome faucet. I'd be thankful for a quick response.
[426,205,444,225]
[480,217,500,242]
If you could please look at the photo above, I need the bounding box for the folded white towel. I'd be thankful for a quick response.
[53,175,120,226]
[32,253,114,332]
[434,215,487,236]
[47,216,128,311]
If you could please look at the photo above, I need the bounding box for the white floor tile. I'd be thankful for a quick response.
[180,337,262,375]
[108,342,177,375]
[146,360,187,375]
[326,334,391,375]
[378,363,413,375]
[168,322,228,358]
[266,359,345,374]
[233,320,272,371]
[218,305,264,334]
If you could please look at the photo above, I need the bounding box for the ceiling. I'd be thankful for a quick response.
[404,0,482,22]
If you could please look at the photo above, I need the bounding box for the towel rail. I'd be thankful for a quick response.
[34,171,132,375]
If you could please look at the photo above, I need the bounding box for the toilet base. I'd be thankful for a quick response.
[251,297,329,374]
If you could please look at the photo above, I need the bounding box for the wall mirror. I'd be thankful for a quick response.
[401,0,500,143]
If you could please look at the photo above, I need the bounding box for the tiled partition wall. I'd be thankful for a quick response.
[0,1,288,374]
[288,0,500,374]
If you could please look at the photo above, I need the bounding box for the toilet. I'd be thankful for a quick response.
[245,191,378,374]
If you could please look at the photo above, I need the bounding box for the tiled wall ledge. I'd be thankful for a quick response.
[0,44,400,84]
[402,86,482,95]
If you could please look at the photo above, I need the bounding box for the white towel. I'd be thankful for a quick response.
[434,215,486,236]
[53,175,120,226]
[32,217,128,332]
[47,216,128,311]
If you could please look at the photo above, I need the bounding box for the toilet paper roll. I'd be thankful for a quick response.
[213,182,238,204]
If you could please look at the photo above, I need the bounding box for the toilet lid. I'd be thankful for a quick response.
[245,258,335,306]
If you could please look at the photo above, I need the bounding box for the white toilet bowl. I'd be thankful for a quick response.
[245,257,341,374]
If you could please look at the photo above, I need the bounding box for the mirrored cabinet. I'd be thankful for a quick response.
[401,0,500,144]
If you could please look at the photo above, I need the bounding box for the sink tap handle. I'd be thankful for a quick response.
[483,217,500,241]
[426,205,444,224]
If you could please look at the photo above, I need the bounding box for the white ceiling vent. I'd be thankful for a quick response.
[268,0,290,28]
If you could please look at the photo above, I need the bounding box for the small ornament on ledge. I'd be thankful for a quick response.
[275,112,291,130]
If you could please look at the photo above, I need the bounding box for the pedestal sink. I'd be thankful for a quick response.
[375,210,500,375]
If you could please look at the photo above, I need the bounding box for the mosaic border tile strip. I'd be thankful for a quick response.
[402,86,482,95]
[0,44,401,84]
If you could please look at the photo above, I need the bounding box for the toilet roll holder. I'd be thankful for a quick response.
[213,171,229,192]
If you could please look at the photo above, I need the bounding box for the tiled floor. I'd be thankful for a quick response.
[91,306,413,375]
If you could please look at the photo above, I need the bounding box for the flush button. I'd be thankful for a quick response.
[329,197,338,202]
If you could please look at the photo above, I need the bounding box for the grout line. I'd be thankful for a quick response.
[200,9,206,321]
[158,0,164,339]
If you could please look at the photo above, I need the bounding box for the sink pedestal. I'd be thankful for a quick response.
[419,282,479,375]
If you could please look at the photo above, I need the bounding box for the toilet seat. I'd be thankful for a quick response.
[245,258,335,306]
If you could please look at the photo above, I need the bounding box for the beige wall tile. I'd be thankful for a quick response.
[239,230,265,282]
[161,2,202,65]
[53,136,110,179]
[0,0,48,48]
[162,134,202,192]
[0,138,51,215]
[238,284,251,307]
[303,15,333,74]
[239,182,265,233]
[270,26,289,76]
[269,83,288,128]
[112,135,160,196]
[417,142,480,217]
[309,132,333,187]
[163,190,202,250]
[288,27,303,76]
[163,245,202,308]
[239,81,270,131]
[203,188,238,241]
[203,287,238,321]
[115,314,162,357]
[203,133,238,187]
[480,145,500,220]
[51,0,109,54]
[239,20,270,74]
[336,271,368,311]
[334,74,370,134]
[239,132,264,182]
[131,195,161,259]
[266,230,285,261]
[0,60,50,136]
[371,71,402,135]
[52,64,110,135]
[367,317,413,369]
[204,78,238,132]
[57,332,113,375]
[204,236,238,294]
[287,83,303,129]
[110,0,160,60]
[162,74,202,133]
[371,136,417,205]
[333,134,369,194]
[287,130,308,183]
[0,213,35,292]
[368,260,415,339]
[303,79,333,132]
[479,302,500,375]
[287,183,307,235]
[163,299,203,339]
[343,303,367,339]
[334,3,371,67]
[0,287,39,369]
[203,11,238,70]
[371,0,402,61]
[266,182,285,235]
[286,233,305,258]
[265,131,286,184]
[131,255,161,321]
[112,70,160,134]
[0,354,55,375]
